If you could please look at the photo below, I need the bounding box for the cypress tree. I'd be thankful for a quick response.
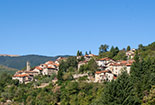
[127,46,131,51]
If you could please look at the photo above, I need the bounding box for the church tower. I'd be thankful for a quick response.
[26,61,31,71]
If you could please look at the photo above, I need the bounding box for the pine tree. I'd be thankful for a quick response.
[130,51,155,103]
[109,46,119,58]
[79,51,83,56]
[115,47,119,54]
[127,46,131,51]
[77,50,80,56]
[89,51,92,54]
[85,51,88,55]
[109,46,115,58]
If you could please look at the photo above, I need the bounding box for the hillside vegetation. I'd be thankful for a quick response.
[0,65,18,75]
[0,42,154,105]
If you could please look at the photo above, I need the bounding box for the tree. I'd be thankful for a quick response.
[142,86,155,105]
[93,71,137,105]
[109,46,115,58]
[66,56,78,68]
[130,51,155,103]
[79,65,85,73]
[110,46,115,52]
[113,50,127,60]
[79,51,83,56]
[138,44,145,51]
[57,61,66,81]
[85,51,88,55]
[103,44,109,52]
[63,73,73,81]
[127,45,131,51]
[122,48,126,51]
[109,46,120,58]
[87,59,98,75]
[89,51,92,54]
[115,47,119,54]
[99,44,109,54]
[99,44,104,54]
[77,50,80,56]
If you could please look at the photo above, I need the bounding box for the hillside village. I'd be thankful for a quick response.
[12,49,136,84]
[1,42,154,105]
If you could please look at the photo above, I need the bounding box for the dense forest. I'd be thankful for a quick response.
[0,55,69,70]
[0,42,154,105]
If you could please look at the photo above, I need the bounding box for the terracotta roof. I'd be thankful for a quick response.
[46,61,54,64]
[48,66,56,69]
[120,61,127,64]
[84,55,89,57]
[35,66,43,70]
[111,63,132,66]
[95,70,108,74]
[53,63,59,67]
[126,63,132,66]
[13,74,29,77]
[99,57,112,61]
[113,76,117,79]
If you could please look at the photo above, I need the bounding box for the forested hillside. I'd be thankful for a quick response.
[0,55,69,70]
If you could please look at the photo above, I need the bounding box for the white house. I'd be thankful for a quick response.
[33,66,43,74]
[104,72,115,81]
[109,60,133,76]
[25,71,39,77]
[77,56,82,60]
[42,66,58,76]
[95,70,116,82]
[12,74,32,83]
[126,49,136,59]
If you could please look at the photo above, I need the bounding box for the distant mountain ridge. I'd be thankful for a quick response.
[0,54,70,70]
[0,54,20,57]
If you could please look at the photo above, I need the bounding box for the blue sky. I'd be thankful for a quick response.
[0,0,155,56]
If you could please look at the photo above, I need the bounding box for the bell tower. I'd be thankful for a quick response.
[26,61,31,71]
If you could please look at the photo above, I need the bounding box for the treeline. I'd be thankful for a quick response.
[77,44,131,61]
